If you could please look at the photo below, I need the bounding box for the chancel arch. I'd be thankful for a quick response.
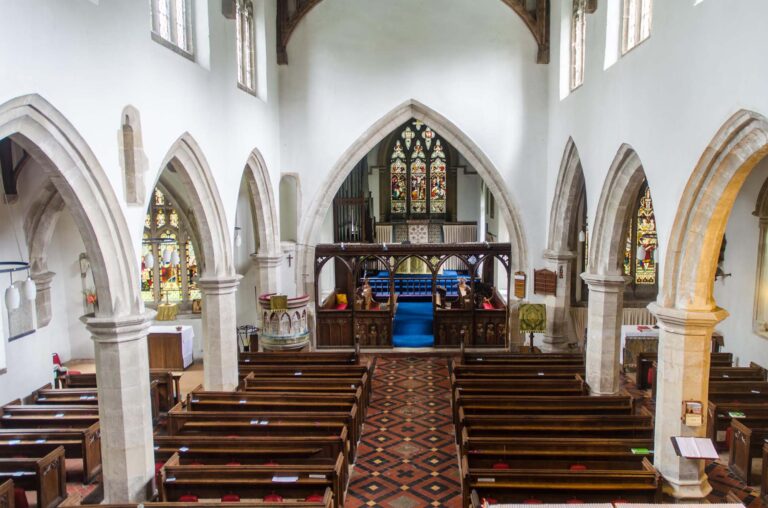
[648,110,768,498]
[0,94,154,503]
[544,137,587,350]
[298,99,528,304]
[583,144,658,395]
[153,133,240,391]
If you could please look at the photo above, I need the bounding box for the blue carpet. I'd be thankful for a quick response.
[393,302,434,347]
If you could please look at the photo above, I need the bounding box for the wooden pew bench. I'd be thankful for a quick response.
[239,351,361,365]
[0,405,99,429]
[706,401,768,448]
[237,364,373,401]
[462,455,661,506]
[160,451,345,507]
[0,446,67,508]
[637,351,733,390]
[34,388,98,405]
[159,455,342,507]
[451,364,586,379]
[729,417,768,482]
[0,479,12,508]
[83,490,335,507]
[242,374,370,411]
[0,422,101,483]
[451,376,586,398]
[459,353,584,365]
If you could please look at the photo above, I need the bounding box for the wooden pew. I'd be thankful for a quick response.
[462,454,661,506]
[760,441,768,499]
[451,364,586,379]
[159,453,342,507]
[460,353,584,364]
[451,376,586,397]
[239,351,360,365]
[0,479,12,508]
[61,369,180,413]
[83,491,335,506]
[0,404,99,429]
[637,351,733,390]
[710,381,768,401]
[0,446,67,508]
[706,401,768,448]
[242,374,370,411]
[166,403,359,447]
[729,417,768,482]
[237,364,373,401]
[0,422,102,483]
[34,388,98,405]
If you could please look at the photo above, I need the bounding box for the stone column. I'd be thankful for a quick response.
[542,250,575,352]
[250,252,281,296]
[648,303,728,499]
[199,276,242,391]
[581,273,626,394]
[84,312,155,503]
[31,270,55,327]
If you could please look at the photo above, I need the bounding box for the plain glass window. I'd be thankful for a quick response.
[236,0,256,93]
[151,0,193,57]
[622,0,652,54]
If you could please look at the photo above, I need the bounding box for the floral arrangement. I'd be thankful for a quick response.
[84,289,98,306]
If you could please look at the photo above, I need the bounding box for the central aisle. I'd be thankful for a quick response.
[346,357,461,507]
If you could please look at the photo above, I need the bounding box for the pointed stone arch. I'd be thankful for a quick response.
[157,133,234,279]
[297,99,529,300]
[543,138,586,349]
[243,148,280,257]
[0,94,154,502]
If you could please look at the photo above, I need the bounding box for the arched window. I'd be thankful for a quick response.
[389,120,448,219]
[623,183,658,302]
[570,0,587,90]
[236,0,256,93]
[141,188,201,307]
[622,0,652,54]
[150,0,193,57]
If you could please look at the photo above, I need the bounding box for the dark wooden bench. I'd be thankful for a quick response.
[462,454,661,506]
[84,498,335,508]
[637,351,733,390]
[451,363,586,379]
[242,373,370,411]
[0,446,67,508]
[0,479,12,508]
[0,404,99,429]
[0,422,101,483]
[451,375,586,398]
[238,351,360,365]
[706,401,768,449]
[237,364,373,402]
[34,388,98,405]
[729,417,768,482]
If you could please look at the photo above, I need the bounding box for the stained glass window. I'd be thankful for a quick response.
[389,119,450,218]
[623,183,658,285]
[142,187,201,309]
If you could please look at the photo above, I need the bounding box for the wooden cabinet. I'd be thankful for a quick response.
[147,326,194,370]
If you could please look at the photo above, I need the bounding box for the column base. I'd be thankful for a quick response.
[663,476,712,500]
[540,335,570,352]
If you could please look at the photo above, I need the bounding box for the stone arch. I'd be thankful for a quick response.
[588,144,648,276]
[118,105,147,206]
[280,173,300,243]
[298,98,529,296]
[660,110,768,311]
[546,137,586,254]
[243,148,280,256]
[0,94,142,317]
[156,133,234,279]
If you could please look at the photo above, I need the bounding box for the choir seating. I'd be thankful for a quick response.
[0,446,67,508]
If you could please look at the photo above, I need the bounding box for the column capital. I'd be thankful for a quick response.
[30,270,56,287]
[250,252,283,268]
[648,303,729,335]
[82,310,156,344]
[580,272,627,291]
[542,249,576,262]
[198,275,242,295]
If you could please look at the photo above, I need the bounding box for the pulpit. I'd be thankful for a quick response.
[147,325,194,370]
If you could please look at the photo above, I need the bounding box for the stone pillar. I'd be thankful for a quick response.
[581,273,626,394]
[542,250,575,352]
[250,252,281,296]
[648,303,728,499]
[84,312,155,503]
[199,276,242,391]
[31,270,55,328]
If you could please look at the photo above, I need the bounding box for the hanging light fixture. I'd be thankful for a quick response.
[578,229,586,243]
[4,282,19,310]
[170,249,180,266]
[162,245,172,264]
[22,276,36,301]
[234,226,242,247]
[144,251,154,269]
[2,184,34,309]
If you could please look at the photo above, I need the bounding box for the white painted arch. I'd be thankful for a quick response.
[0,94,142,317]
[297,99,529,295]
[547,137,586,254]
[243,148,281,256]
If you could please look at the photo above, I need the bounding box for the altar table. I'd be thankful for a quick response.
[148,325,194,370]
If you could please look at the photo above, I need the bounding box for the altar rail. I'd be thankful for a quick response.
[314,243,512,349]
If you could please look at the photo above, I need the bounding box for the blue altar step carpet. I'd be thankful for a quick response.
[392,301,434,347]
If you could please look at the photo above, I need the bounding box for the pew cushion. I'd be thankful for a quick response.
[305,494,325,502]
[335,303,348,310]
[612,499,630,504]
[482,498,498,506]
[221,494,240,502]
[524,499,543,504]
[569,464,588,471]
[264,492,284,502]
[14,488,29,508]
[647,367,655,386]
[226,461,241,466]
[492,462,510,469]
[178,494,199,502]
[566,499,585,504]
[482,301,495,310]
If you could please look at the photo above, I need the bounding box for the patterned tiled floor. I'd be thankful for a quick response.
[346,357,462,508]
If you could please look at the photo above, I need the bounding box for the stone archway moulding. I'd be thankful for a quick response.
[660,110,768,312]
[0,94,142,317]
[587,144,647,277]
[297,99,529,297]
[243,148,281,257]
[546,137,586,254]
[157,133,235,280]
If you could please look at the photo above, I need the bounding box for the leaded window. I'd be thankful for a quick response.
[623,184,658,285]
[622,0,652,54]
[151,0,193,56]
[389,120,448,219]
[141,188,201,307]
[570,0,587,90]
[236,0,256,92]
